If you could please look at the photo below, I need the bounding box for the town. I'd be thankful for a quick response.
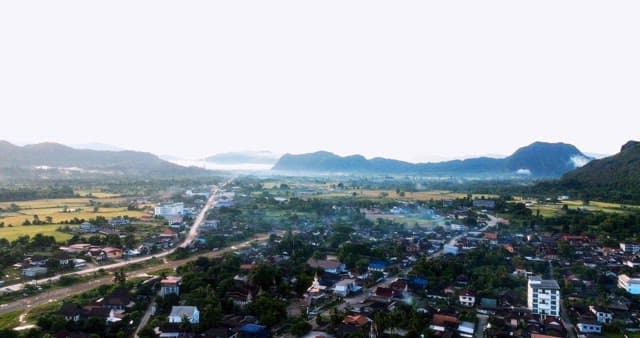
[2,176,640,338]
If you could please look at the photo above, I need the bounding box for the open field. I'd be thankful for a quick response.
[527,199,640,218]
[1,208,149,226]
[0,224,73,241]
[0,310,21,329]
[0,194,154,240]
[318,189,498,201]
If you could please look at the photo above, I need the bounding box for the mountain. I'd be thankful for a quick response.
[71,143,125,152]
[0,141,214,180]
[272,142,591,177]
[556,140,640,202]
[205,151,279,165]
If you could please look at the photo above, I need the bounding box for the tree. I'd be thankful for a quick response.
[45,216,53,224]
[113,268,126,287]
[291,318,312,337]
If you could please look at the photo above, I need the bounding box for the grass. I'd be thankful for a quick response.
[0,193,153,241]
[0,224,72,241]
[316,189,498,201]
[0,310,21,329]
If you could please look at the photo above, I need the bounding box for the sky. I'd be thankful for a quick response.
[1,1,638,163]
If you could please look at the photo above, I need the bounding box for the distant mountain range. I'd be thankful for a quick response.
[552,140,640,202]
[0,141,213,180]
[272,142,592,177]
[205,151,279,165]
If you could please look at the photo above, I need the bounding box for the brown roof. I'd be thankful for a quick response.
[307,258,341,270]
[342,315,369,326]
[432,314,460,326]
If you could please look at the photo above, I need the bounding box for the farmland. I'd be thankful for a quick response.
[0,194,153,241]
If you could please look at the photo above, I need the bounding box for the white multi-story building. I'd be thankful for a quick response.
[154,202,184,218]
[620,243,640,254]
[528,277,560,317]
[618,274,640,295]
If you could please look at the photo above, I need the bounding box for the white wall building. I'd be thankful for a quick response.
[527,277,560,317]
[168,306,199,324]
[155,203,184,218]
[618,274,640,295]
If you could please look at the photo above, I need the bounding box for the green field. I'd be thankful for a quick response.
[0,310,21,329]
[0,224,72,241]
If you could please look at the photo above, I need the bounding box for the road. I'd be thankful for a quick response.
[0,233,270,316]
[0,182,226,296]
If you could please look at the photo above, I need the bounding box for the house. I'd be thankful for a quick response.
[368,261,387,273]
[103,288,134,311]
[306,258,345,274]
[59,302,83,322]
[472,199,496,209]
[339,315,370,335]
[409,277,428,290]
[443,244,459,255]
[73,259,87,269]
[226,287,253,308]
[484,232,498,242]
[108,217,129,226]
[29,255,49,266]
[334,279,357,297]
[79,222,98,233]
[577,319,602,334]
[371,287,394,303]
[161,276,182,297]
[102,247,123,259]
[239,324,268,338]
[160,229,179,239]
[60,243,92,253]
[168,306,200,324]
[589,306,613,324]
[22,266,47,277]
[459,290,476,307]
[528,277,561,317]
[479,298,498,312]
[457,321,475,338]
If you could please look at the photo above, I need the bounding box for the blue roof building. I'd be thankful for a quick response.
[240,324,268,338]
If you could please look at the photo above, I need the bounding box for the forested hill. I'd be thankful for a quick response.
[554,140,640,203]
[273,142,591,178]
[0,141,213,180]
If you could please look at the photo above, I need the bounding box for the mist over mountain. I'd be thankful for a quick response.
[273,142,591,177]
[0,141,214,180]
[552,140,640,202]
[205,151,279,165]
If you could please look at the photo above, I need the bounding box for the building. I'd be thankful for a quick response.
[161,276,182,297]
[334,279,357,297]
[589,306,613,324]
[618,274,640,295]
[620,243,640,254]
[577,320,603,334]
[239,324,268,338]
[368,261,387,273]
[472,199,496,209]
[528,277,560,317]
[154,202,184,218]
[22,267,47,277]
[307,258,345,274]
[443,244,459,255]
[459,290,476,308]
[168,306,200,324]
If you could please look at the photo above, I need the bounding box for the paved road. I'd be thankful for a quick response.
[475,314,489,338]
[0,182,225,295]
[0,233,270,316]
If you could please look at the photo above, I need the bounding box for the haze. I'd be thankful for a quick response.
[1,1,638,163]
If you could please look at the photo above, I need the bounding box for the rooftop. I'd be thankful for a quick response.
[529,276,560,290]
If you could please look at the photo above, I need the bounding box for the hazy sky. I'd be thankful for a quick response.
[1,1,638,162]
